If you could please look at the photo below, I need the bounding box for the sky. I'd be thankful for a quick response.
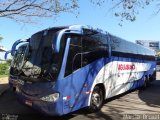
[0,1,160,59]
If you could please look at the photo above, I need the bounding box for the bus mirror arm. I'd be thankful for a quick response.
[52,29,82,53]
[4,50,11,60]
[11,39,29,56]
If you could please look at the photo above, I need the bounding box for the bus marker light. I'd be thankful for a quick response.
[84,84,88,87]
[85,91,91,94]
[63,96,71,100]
[25,100,32,107]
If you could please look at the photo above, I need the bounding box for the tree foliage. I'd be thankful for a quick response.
[0,0,157,24]
[112,0,154,22]
[0,63,9,75]
[91,0,155,25]
[0,0,79,23]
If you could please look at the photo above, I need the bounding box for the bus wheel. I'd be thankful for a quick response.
[149,73,156,82]
[89,86,104,112]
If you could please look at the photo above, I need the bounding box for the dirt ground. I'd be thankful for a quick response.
[0,77,8,84]
[0,77,8,95]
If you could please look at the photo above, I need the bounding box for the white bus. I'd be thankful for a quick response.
[6,25,156,116]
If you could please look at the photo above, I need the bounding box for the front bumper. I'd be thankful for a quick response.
[16,91,63,116]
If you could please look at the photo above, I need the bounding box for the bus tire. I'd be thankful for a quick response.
[143,76,149,89]
[149,72,156,82]
[149,74,153,82]
[10,87,16,92]
[88,86,104,112]
[13,87,16,92]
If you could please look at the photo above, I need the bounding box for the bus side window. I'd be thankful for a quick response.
[82,36,108,67]
[64,36,82,77]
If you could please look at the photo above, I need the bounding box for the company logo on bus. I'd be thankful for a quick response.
[118,64,135,71]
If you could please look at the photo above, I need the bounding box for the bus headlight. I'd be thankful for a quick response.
[40,93,59,102]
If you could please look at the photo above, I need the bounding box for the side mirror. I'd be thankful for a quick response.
[11,39,29,56]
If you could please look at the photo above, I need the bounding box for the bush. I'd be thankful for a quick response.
[0,63,9,75]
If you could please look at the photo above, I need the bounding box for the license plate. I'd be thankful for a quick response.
[25,100,32,107]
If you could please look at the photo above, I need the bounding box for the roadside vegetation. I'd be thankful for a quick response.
[0,60,11,77]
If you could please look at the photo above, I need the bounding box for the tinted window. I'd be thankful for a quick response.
[82,33,108,66]
[65,36,82,76]
[65,32,109,76]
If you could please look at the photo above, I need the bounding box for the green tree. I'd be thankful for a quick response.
[0,63,9,75]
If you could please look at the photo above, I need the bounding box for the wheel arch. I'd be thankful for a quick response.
[88,83,106,106]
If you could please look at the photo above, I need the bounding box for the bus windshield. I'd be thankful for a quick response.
[10,29,65,82]
[11,43,28,70]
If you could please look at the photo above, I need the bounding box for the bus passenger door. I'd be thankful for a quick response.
[62,35,88,114]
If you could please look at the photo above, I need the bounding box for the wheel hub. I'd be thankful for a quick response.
[92,92,101,106]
